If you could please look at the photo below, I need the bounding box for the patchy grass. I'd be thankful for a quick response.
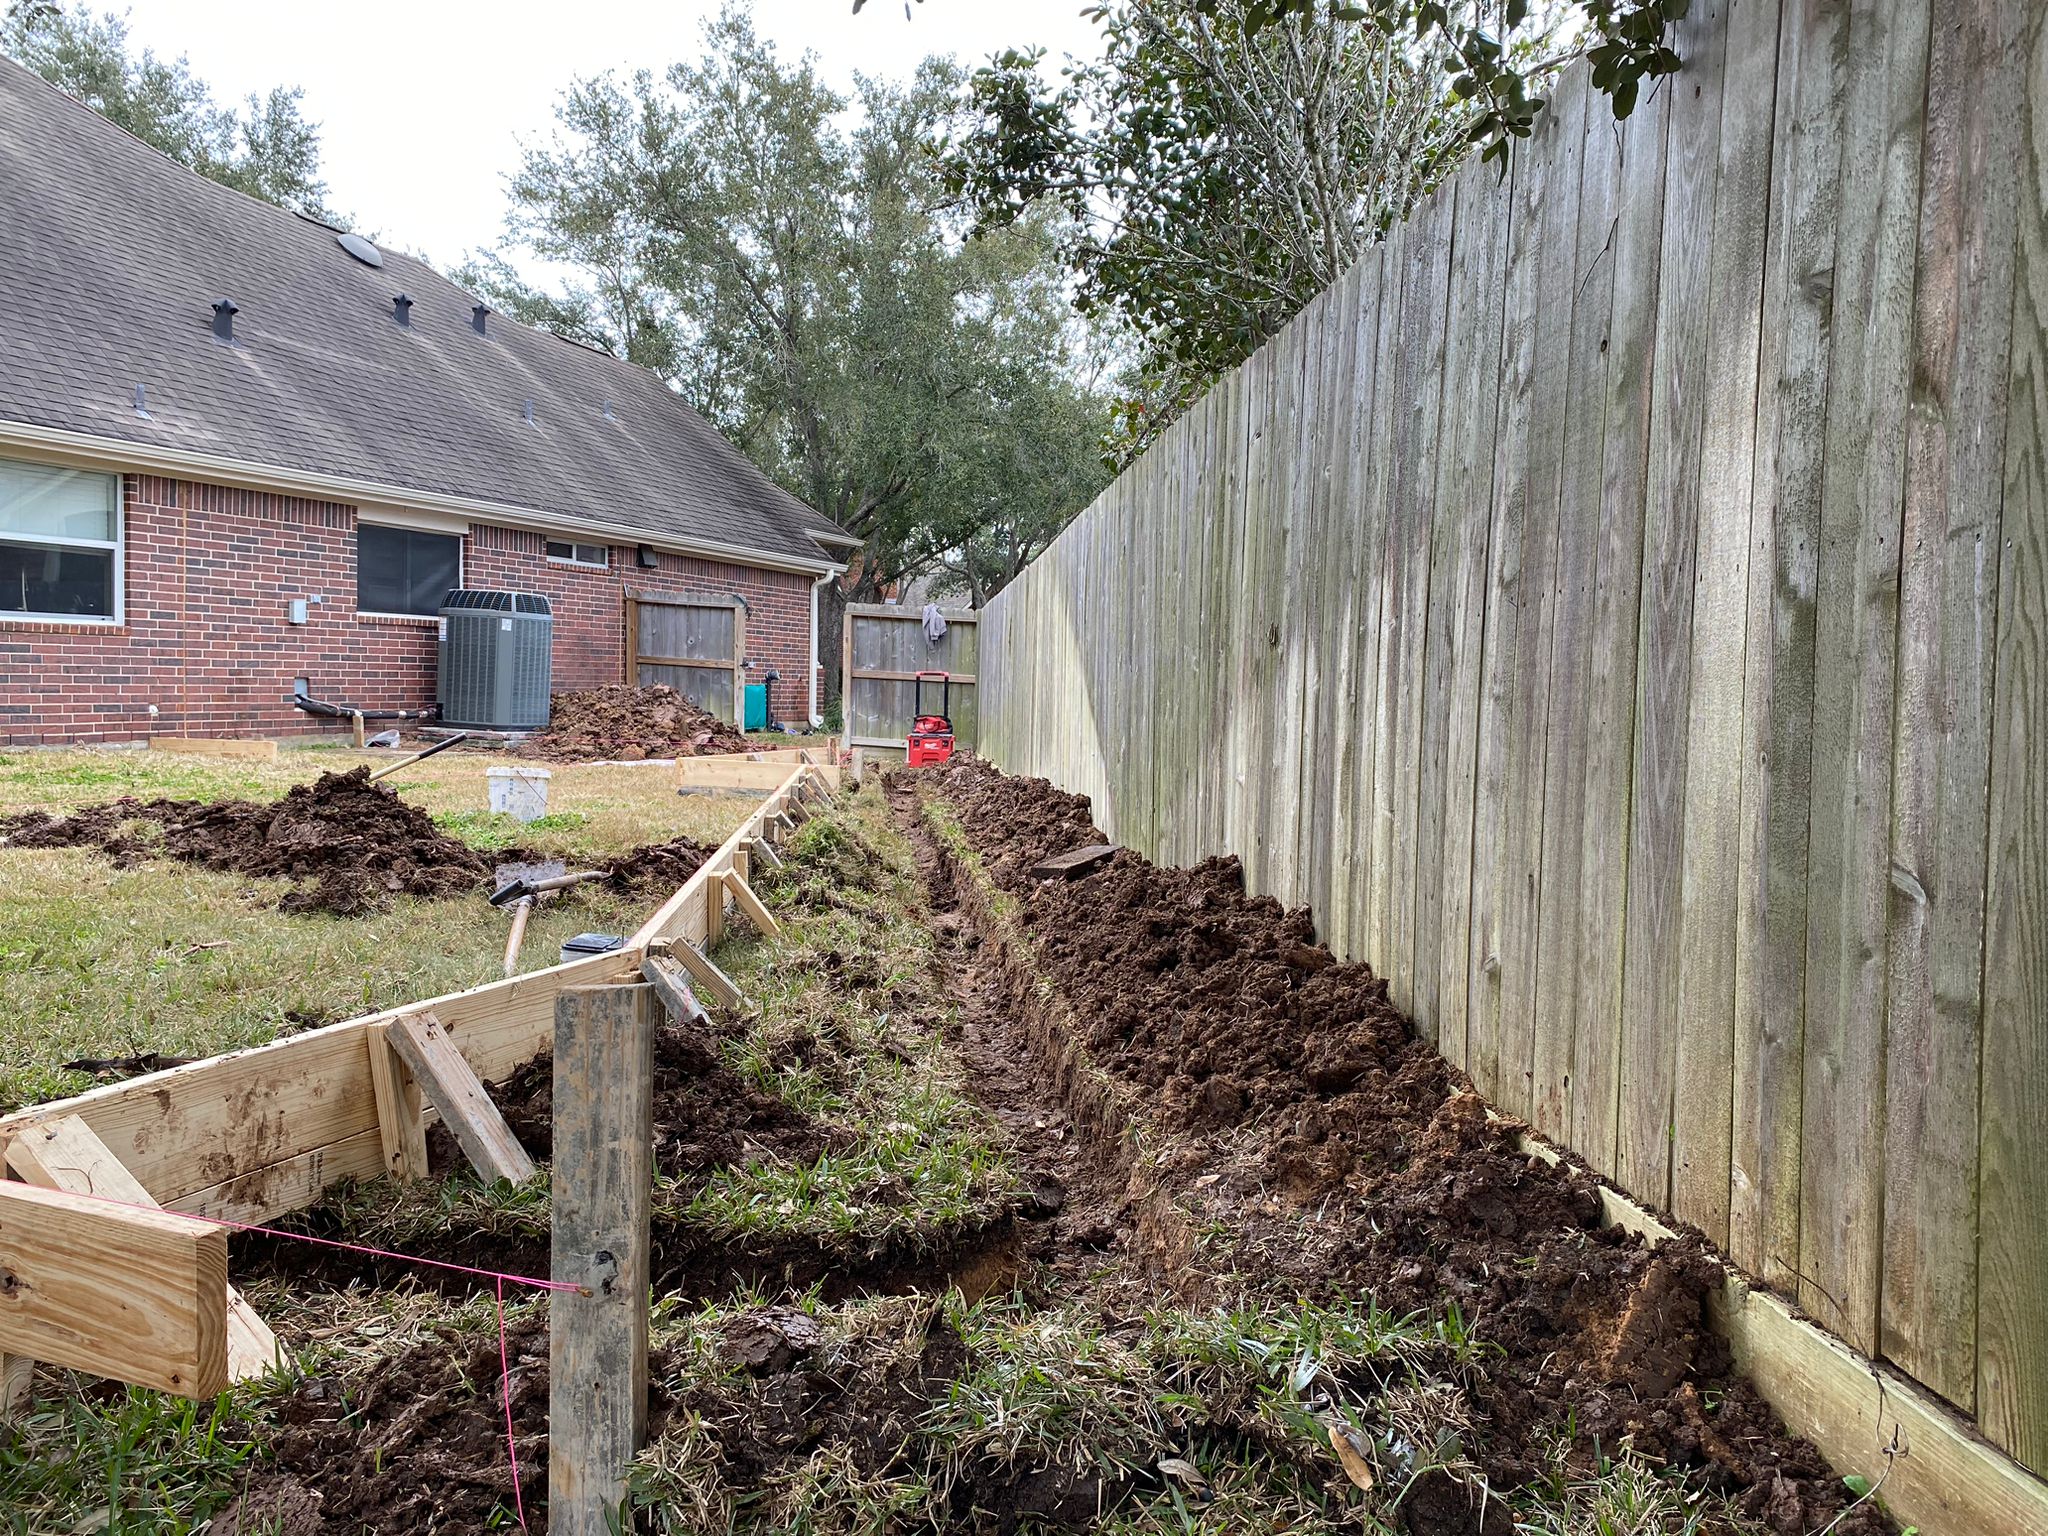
[0,749,752,1112]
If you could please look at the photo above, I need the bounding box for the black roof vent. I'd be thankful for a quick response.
[393,294,413,327]
[472,304,490,336]
[211,298,238,344]
[337,232,383,268]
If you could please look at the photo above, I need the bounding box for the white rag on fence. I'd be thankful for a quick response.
[921,603,948,644]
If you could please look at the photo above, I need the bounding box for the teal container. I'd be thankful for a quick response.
[744,682,769,731]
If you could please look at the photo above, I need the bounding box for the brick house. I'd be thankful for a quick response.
[0,58,858,745]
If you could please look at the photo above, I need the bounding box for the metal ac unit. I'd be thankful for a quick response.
[437,589,553,730]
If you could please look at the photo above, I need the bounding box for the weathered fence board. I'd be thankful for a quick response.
[976,0,2048,1487]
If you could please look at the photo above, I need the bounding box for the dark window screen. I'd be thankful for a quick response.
[0,539,114,617]
[359,525,460,616]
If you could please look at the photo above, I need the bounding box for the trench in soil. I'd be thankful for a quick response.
[184,763,1889,1535]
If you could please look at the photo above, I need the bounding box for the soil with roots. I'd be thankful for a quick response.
[0,766,494,914]
[520,684,754,762]
[903,753,1887,1536]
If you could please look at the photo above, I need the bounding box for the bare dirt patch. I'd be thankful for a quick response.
[907,754,1888,1536]
[0,766,496,915]
[522,685,754,762]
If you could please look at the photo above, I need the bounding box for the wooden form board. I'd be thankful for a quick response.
[677,757,843,794]
[0,1181,227,1399]
[624,590,744,724]
[971,0,2048,1489]
[842,604,979,751]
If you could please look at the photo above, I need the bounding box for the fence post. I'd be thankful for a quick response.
[548,983,655,1534]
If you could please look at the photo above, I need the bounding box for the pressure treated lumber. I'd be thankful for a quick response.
[722,870,782,939]
[365,1021,429,1183]
[384,1012,535,1185]
[148,736,280,762]
[640,953,709,1025]
[0,1181,228,1399]
[549,983,655,1536]
[5,1114,279,1380]
[651,938,744,1011]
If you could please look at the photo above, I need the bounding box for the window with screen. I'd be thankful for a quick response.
[358,523,461,616]
[0,458,120,622]
[546,539,608,568]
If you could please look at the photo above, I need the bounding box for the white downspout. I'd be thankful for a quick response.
[808,569,836,727]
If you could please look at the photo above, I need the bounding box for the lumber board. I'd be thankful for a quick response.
[640,953,707,1025]
[1729,0,1847,1297]
[0,1181,227,1399]
[1570,82,1669,1173]
[1615,7,1728,1210]
[385,1012,536,1185]
[148,736,281,761]
[550,984,656,1534]
[1529,76,1620,1142]
[655,938,744,1012]
[365,1021,429,1184]
[1979,0,2048,1472]
[5,1114,279,1380]
[1028,843,1118,880]
[1670,0,1780,1250]
[1798,0,1930,1355]
[722,870,781,940]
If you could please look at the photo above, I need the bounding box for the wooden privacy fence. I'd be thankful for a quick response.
[625,589,745,722]
[979,0,2048,1491]
[841,603,978,758]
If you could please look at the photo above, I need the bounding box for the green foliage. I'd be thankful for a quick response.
[429,806,589,850]
[468,5,1114,605]
[1,1,334,217]
[943,0,1685,445]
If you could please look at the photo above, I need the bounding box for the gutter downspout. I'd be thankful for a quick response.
[808,570,836,727]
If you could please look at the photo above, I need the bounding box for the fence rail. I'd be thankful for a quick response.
[979,0,2048,1481]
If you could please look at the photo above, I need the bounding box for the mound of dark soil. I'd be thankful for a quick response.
[911,755,1887,1536]
[217,1316,549,1534]
[523,684,753,762]
[603,835,716,900]
[487,1016,841,1181]
[0,767,494,915]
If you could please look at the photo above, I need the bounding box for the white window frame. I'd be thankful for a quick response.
[356,520,464,620]
[545,538,609,569]
[0,464,123,626]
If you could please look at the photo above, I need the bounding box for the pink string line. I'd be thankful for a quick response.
[19,1184,582,1531]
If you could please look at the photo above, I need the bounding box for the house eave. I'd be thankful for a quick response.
[0,417,848,579]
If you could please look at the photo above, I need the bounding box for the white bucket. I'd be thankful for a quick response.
[486,766,553,822]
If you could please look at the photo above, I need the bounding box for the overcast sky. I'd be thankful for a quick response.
[114,0,1103,270]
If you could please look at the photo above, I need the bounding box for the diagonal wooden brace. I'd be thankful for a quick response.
[648,937,745,1012]
[5,1114,280,1382]
[723,870,782,940]
[640,953,709,1025]
[385,1011,536,1185]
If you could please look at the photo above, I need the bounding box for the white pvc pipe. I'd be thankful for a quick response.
[808,569,836,727]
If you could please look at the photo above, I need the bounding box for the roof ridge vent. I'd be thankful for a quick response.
[472,304,491,336]
[393,294,413,328]
[211,298,238,344]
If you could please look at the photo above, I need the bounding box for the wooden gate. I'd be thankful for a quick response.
[842,604,978,759]
[624,591,746,724]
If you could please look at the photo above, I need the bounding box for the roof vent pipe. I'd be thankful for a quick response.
[132,384,150,419]
[211,298,238,343]
[522,398,536,425]
[472,304,490,336]
[393,294,413,327]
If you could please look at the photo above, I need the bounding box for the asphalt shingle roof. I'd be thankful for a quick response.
[0,56,851,569]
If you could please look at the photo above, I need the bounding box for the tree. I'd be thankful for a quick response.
[471,7,1113,662]
[2,2,333,218]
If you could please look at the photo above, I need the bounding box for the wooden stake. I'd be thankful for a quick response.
[385,1012,535,1184]
[5,1114,279,1380]
[748,836,783,871]
[650,938,745,1012]
[640,953,708,1025]
[723,870,782,939]
[350,710,366,750]
[549,983,655,1536]
[0,1351,29,1422]
[364,1022,428,1183]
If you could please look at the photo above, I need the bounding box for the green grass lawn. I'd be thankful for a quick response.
[0,746,751,1112]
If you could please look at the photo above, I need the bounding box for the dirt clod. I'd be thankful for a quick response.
[522,684,754,762]
[0,767,494,914]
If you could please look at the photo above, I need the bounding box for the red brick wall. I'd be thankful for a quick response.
[0,473,823,745]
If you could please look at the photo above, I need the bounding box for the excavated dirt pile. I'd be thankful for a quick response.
[0,767,493,915]
[912,754,1886,1536]
[602,835,716,900]
[522,684,753,761]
